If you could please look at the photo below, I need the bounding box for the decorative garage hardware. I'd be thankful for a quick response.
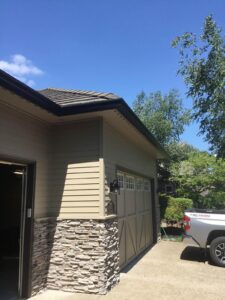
[110,179,120,193]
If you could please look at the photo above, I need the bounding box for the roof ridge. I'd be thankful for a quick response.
[40,87,120,100]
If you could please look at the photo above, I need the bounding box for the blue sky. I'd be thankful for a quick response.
[1,0,224,151]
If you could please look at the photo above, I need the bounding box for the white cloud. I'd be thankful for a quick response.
[0,54,43,87]
[26,79,35,87]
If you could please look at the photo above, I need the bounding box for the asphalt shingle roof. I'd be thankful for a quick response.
[39,88,121,107]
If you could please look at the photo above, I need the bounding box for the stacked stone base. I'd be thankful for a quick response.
[32,218,119,296]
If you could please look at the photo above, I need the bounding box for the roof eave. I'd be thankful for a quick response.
[59,99,168,159]
[0,69,168,159]
[118,100,169,159]
[59,98,123,116]
[0,69,60,115]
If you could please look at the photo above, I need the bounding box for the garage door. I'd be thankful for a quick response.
[117,171,154,268]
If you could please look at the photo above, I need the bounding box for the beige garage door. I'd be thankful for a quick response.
[117,171,154,268]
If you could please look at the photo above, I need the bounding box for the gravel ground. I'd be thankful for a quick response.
[31,241,225,300]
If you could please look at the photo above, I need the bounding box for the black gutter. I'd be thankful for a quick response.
[60,98,123,115]
[0,69,168,157]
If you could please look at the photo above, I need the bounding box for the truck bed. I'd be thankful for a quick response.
[185,208,225,214]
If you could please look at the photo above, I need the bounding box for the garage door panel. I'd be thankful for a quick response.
[137,215,146,254]
[118,219,126,267]
[136,191,145,213]
[144,192,151,211]
[145,212,153,246]
[125,190,135,216]
[117,190,125,217]
[126,216,137,261]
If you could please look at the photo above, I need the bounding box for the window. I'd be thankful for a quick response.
[136,178,143,191]
[126,176,135,190]
[117,173,124,189]
[165,184,173,193]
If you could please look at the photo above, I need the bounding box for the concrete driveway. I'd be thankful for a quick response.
[31,241,225,300]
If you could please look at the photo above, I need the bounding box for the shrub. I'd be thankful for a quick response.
[164,197,193,222]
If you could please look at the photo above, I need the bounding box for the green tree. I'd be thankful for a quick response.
[171,151,225,208]
[166,142,198,163]
[157,142,199,184]
[133,89,191,146]
[172,15,225,158]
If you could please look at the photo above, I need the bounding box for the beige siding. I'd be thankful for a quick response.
[103,121,158,217]
[103,121,156,177]
[1,96,159,222]
[0,102,50,217]
[48,119,102,218]
[0,100,102,218]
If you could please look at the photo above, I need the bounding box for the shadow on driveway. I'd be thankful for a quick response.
[180,246,209,263]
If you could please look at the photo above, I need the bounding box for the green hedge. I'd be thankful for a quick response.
[164,197,193,222]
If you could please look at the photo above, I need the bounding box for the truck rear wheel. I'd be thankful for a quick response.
[210,236,225,267]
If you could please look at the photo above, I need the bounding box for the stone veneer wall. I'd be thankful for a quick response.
[32,218,119,296]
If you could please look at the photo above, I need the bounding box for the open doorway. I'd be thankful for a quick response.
[0,162,26,299]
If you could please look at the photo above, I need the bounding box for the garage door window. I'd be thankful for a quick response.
[136,178,143,191]
[126,176,135,190]
[117,173,124,189]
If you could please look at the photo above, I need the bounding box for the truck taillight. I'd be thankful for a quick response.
[183,215,191,231]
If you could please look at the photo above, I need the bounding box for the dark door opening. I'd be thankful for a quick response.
[0,162,25,299]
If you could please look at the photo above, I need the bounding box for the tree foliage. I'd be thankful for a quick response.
[158,142,199,182]
[172,15,225,158]
[133,89,190,146]
[165,142,198,163]
[171,151,225,208]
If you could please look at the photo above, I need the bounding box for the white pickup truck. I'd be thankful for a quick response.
[183,209,225,267]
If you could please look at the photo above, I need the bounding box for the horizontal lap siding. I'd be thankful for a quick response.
[103,121,158,216]
[103,122,156,178]
[49,120,101,218]
[0,101,102,218]
[0,102,50,218]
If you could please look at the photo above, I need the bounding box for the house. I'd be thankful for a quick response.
[0,70,167,298]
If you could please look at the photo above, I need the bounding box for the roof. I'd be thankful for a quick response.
[0,69,168,158]
[39,88,120,107]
